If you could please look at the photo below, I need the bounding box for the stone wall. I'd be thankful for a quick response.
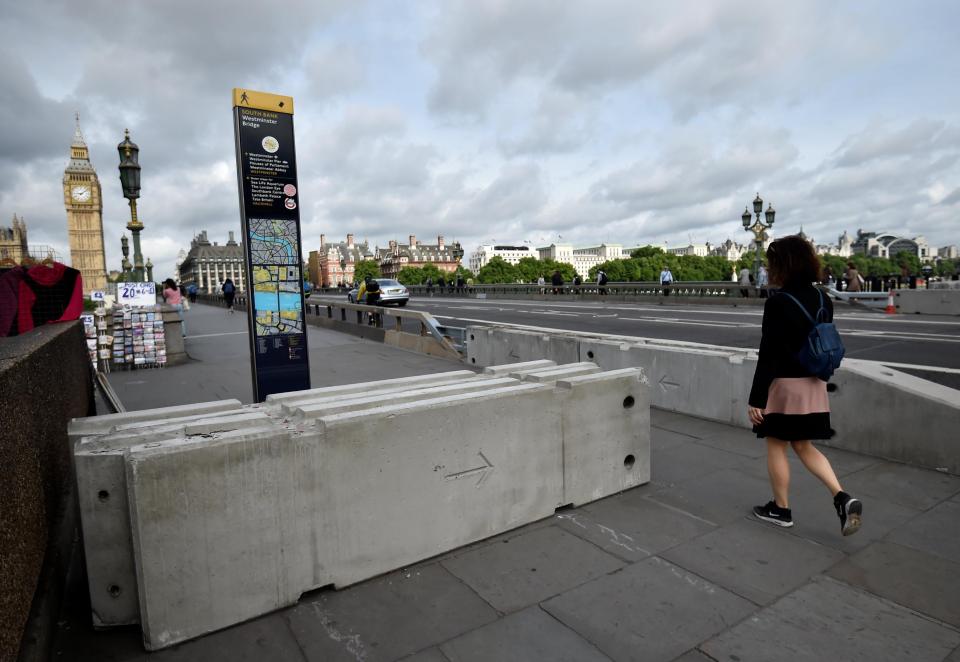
[0,322,94,662]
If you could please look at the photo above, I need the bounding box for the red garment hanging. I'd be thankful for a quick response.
[17,262,84,334]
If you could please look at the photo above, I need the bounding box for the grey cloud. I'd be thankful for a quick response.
[941,187,960,205]
[497,90,592,157]
[302,46,366,103]
[0,52,77,165]
[833,119,951,168]
[423,1,882,121]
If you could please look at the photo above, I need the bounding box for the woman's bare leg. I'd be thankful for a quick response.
[791,440,843,496]
[766,438,791,508]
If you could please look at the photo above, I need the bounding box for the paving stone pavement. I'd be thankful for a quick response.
[51,304,960,661]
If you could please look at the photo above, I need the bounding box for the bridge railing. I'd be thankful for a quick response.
[310,281,757,299]
[305,297,464,353]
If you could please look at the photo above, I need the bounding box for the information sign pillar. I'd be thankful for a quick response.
[232,88,311,401]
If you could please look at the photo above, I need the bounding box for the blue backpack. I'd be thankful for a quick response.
[779,289,845,381]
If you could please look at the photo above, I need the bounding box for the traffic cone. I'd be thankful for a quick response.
[884,289,896,315]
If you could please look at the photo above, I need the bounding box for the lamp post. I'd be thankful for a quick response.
[741,193,775,287]
[117,129,144,282]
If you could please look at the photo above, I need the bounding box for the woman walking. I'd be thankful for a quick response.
[162,278,186,337]
[748,235,862,535]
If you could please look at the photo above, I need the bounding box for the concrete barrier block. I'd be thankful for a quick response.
[466,327,579,366]
[483,359,556,376]
[555,369,651,505]
[68,399,243,441]
[895,289,960,315]
[264,370,476,406]
[277,374,497,416]
[578,338,755,428]
[292,377,520,419]
[515,363,602,383]
[74,412,277,627]
[829,360,960,473]
[314,383,564,588]
[125,427,305,650]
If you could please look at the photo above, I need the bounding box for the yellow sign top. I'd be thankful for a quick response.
[232,88,294,114]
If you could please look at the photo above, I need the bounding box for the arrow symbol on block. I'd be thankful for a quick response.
[658,374,681,393]
[444,451,494,487]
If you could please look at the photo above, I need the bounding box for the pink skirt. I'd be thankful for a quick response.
[754,377,834,440]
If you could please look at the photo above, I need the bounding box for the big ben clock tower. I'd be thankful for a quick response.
[63,114,107,293]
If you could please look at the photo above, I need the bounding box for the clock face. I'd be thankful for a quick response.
[71,185,91,202]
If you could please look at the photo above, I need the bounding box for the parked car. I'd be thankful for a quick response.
[348,279,410,306]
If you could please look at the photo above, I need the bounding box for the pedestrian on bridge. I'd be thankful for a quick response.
[162,278,186,337]
[659,265,674,296]
[844,262,862,292]
[748,235,862,537]
[551,270,564,295]
[222,278,236,313]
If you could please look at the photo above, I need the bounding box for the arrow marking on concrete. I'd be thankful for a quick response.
[658,375,681,392]
[444,451,494,487]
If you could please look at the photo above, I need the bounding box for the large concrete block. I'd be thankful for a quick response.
[555,368,651,505]
[125,427,304,650]
[828,360,960,473]
[276,373,499,416]
[291,377,520,419]
[482,359,556,376]
[68,399,243,441]
[123,383,565,649]
[895,289,960,315]
[578,338,754,428]
[514,362,601,383]
[466,327,580,367]
[74,411,276,627]
[313,383,564,588]
[264,370,476,406]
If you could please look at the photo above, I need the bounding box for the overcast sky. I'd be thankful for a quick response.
[2,0,959,280]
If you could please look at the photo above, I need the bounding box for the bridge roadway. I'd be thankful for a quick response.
[394,296,960,386]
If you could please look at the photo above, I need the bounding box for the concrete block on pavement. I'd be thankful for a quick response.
[555,368,651,505]
[514,362,601,383]
[125,427,304,650]
[829,360,960,474]
[263,370,476,406]
[68,399,243,441]
[482,359,556,376]
[466,327,580,367]
[74,411,276,627]
[314,383,564,588]
[291,377,519,419]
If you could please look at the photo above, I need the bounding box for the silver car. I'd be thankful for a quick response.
[348,279,410,306]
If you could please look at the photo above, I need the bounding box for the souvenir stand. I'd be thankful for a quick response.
[108,282,166,370]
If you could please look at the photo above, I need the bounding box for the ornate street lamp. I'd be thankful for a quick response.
[741,193,775,289]
[117,129,145,282]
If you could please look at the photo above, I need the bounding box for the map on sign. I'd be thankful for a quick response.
[249,218,304,336]
[249,218,299,265]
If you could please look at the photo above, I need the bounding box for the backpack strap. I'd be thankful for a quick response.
[778,291,815,325]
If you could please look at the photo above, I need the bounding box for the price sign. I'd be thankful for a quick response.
[91,290,105,302]
[117,282,157,307]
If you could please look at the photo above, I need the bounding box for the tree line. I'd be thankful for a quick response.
[339,246,958,287]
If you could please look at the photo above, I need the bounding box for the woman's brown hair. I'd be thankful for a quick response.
[765,235,822,287]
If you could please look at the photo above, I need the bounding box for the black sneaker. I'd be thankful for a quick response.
[834,491,862,536]
[753,501,793,528]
